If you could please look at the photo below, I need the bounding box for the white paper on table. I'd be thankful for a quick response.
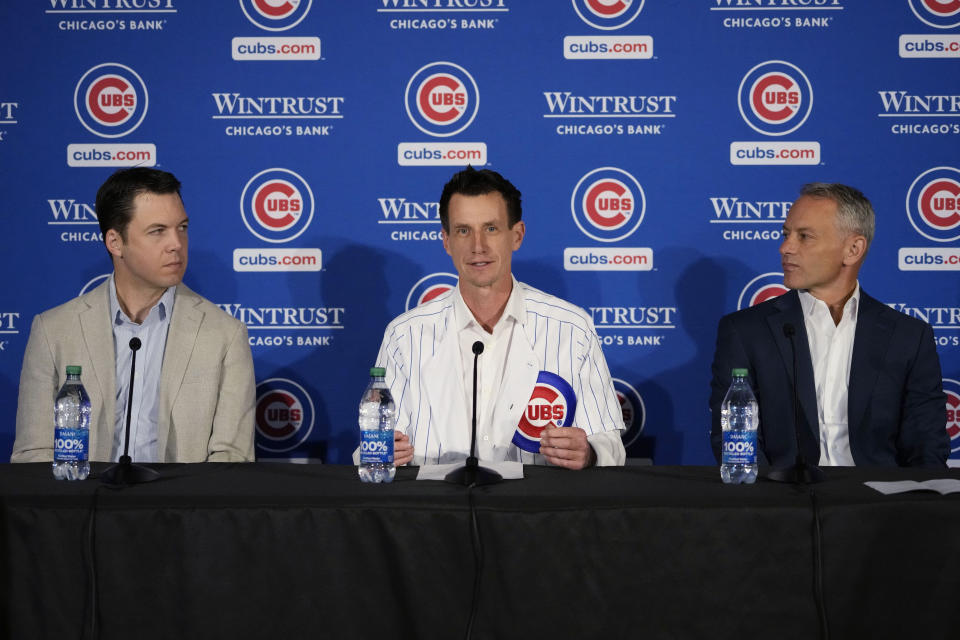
[864,479,960,495]
[416,461,524,481]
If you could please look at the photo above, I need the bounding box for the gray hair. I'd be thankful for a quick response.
[800,182,875,248]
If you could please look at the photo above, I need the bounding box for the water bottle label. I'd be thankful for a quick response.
[722,430,757,465]
[54,428,88,462]
[359,430,394,464]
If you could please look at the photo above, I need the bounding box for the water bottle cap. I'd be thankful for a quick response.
[65,365,82,376]
[369,367,386,377]
[731,368,748,377]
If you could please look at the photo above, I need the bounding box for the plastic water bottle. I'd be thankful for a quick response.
[720,368,758,484]
[53,365,91,481]
[358,367,396,483]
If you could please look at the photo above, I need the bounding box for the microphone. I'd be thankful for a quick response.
[445,340,502,486]
[101,337,160,486]
[766,323,824,483]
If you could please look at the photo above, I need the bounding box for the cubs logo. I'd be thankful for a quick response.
[945,379,960,464]
[404,62,479,138]
[613,378,646,448]
[513,371,578,453]
[73,63,148,138]
[908,0,960,29]
[570,167,646,243]
[905,167,960,243]
[737,272,787,310]
[738,61,813,137]
[571,0,645,30]
[78,273,111,297]
[240,168,315,243]
[405,272,458,311]
[239,0,312,31]
[255,377,315,453]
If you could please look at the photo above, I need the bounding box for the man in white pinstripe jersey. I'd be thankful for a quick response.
[376,167,626,469]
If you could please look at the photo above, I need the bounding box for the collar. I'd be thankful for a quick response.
[109,275,176,326]
[797,281,860,322]
[453,275,525,334]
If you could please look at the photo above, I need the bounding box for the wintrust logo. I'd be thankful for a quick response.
[46,0,177,31]
[212,92,343,137]
[709,195,791,242]
[588,304,677,347]
[711,0,842,29]
[0,101,18,143]
[543,91,676,137]
[879,91,960,135]
[377,196,442,242]
[47,197,103,244]
[379,0,508,31]
[0,311,20,353]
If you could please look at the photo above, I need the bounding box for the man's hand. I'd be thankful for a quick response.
[539,426,596,470]
[394,431,414,466]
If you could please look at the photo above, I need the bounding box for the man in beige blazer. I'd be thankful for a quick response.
[12,168,255,463]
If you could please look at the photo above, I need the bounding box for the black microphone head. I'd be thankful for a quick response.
[129,337,142,351]
[472,341,484,355]
[783,323,796,338]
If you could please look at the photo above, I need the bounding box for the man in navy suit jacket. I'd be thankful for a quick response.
[710,183,948,468]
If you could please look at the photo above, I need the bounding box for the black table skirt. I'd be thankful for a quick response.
[2,463,958,640]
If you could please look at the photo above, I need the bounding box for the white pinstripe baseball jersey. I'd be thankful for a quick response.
[376,279,625,466]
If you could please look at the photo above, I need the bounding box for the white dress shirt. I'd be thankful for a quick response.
[109,276,175,463]
[799,284,860,466]
[453,282,523,452]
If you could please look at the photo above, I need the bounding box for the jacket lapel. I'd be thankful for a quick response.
[78,282,116,460]
[157,284,203,461]
[847,291,893,440]
[767,290,820,449]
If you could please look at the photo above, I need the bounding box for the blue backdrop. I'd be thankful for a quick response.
[1,0,958,465]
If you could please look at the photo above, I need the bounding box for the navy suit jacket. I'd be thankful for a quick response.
[710,289,947,468]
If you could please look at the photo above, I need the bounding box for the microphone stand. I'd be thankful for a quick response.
[445,341,502,487]
[766,323,824,484]
[101,337,160,486]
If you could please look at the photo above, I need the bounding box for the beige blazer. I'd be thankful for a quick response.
[12,281,255,463]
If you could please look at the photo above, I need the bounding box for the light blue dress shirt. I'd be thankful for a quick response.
[108,276,175,462]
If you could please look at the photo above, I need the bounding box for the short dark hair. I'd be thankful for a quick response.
[438,166,522,232]
[96,167,182,241]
